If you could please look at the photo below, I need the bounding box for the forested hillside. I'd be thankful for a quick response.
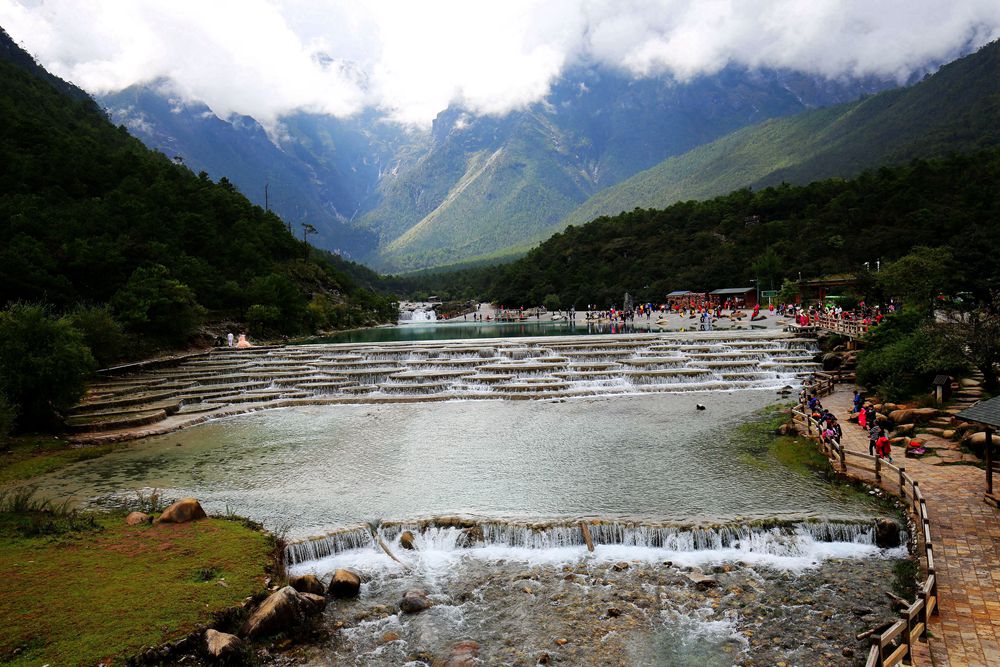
[558,39,1000,231]
[391,150,1000,309]
[0,28,394,337]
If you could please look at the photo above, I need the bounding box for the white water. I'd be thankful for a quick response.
[287,520,906,578]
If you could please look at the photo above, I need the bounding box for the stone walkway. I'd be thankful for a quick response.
[823,389,1000,667]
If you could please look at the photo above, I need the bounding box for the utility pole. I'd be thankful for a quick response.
[301,223,317,260]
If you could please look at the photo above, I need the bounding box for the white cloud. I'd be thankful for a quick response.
[2,0,999,126]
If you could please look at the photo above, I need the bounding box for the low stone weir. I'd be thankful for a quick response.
[70,331,818,437]
[283,516,886,567]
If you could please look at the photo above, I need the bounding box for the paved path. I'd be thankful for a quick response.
[823,389,1000,667]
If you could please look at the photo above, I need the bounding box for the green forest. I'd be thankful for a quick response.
[0,29,395,432]
[390,149,1000,310]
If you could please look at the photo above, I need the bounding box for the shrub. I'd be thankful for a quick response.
[0,304,96,429]
[0,392,16,440]
[112,264,203,343]
[66,304,128,367]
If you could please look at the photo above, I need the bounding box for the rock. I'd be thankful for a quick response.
[442,640,480,667]
[299,592,327,615]
[612,561,630,572]
[894,423,915,437]
[241,586,324,638]
[821,352,843,371]
[157,498,207,524]
[400,530,416,550]
[457,525,484,547]
[554,638,569,646]
[328,569,361,598]
[399,588,431,614]
[204,629,242,659]
[874,519,901,549]
[125,511,151,526]
[887,408,939,425]
[960,378,982,388]
[289,574,325,596]
[607,606,623,617]
[381,631,400,643]
[685,569,719,589]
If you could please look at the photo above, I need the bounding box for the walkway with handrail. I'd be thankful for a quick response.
[821,388,1000,667]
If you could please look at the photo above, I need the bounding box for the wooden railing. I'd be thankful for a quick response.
[786,315,871,338]
[793,405,938,667]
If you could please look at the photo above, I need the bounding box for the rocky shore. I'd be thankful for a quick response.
[264,553,911,666]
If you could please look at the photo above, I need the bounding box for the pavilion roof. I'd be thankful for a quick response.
[956,396,1000,429]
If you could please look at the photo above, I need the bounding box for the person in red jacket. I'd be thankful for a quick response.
[876,433,893,462]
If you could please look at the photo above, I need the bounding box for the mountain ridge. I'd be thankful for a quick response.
[557,39,1000,230]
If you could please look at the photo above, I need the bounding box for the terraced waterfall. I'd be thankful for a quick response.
[69,331,817,439]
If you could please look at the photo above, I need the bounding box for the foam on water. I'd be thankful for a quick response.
[286,520,906,579]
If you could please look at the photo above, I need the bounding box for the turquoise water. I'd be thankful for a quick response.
[308,319,690,344]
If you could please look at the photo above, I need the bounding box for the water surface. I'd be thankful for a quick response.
[38,391,871,539]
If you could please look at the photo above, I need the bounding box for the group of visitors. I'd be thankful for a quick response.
[783,300,897,329]
[805,393,845,450]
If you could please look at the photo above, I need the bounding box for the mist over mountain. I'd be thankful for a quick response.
[98,66,899,270]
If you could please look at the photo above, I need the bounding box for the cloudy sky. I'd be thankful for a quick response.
[3,0,1000,126]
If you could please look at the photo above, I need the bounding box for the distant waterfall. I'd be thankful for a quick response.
[398,302,438,323]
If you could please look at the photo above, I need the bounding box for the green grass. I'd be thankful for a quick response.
[0,435,119,485]
[0,513,273,666]
[735,404,827,474]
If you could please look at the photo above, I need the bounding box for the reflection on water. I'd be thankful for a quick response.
[36,391,873,539]
[307,319,697,344]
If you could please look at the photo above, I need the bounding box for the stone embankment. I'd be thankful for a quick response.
[69,332,819,443]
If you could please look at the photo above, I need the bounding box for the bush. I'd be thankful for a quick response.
[112,264,202,343]
[0,304,96,429]
[0,392,16,440]
[543,293,561,312]
[66,305,128,367]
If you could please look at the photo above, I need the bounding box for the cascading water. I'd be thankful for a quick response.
[398,301,438,323]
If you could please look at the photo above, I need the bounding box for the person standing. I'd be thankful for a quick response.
[869,420,881,456]
[226,331,234,347]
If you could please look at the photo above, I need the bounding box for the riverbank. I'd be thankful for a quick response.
[0,502,274,666]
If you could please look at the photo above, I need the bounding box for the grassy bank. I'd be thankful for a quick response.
[0,435,123,485]
[737,404,829,473]
[0,500,274,666]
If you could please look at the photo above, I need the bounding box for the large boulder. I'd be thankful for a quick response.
[289,574,325,596]
[874,519,901,549]
[963,431,997,456]
[327,568,361,598]
[894,423,915,437]
[241,586,325,638]
[888,408,939,425]
[399,589,431,614]
[157,498,207,524]
[204,629,243,659]
[125,511,151,526]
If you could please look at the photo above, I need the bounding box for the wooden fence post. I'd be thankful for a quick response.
[898,467,906,497]
[840,444,847,473]
[875,454,881,483]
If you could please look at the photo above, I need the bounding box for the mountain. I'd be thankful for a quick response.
[393,148,1000,310]
[358,66,896,271]
[558,40,1000,230]
[97,66,895,272]
[101,85,426,258]
[0,27,394,336]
